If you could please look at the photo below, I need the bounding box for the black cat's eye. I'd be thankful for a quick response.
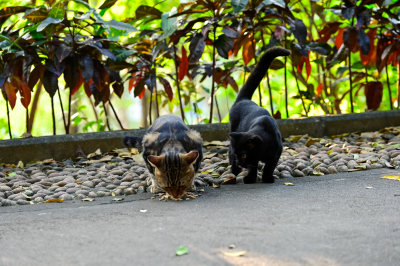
[242,154,246,159]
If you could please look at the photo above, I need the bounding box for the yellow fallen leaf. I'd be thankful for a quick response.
[81,198,95,202]
[284,182,295,186]
[222,250,246,257]
[305,138,320,147]
[75,180,83,184]
[327,150,334,155]
[381,176,400,181]
[43,198,64,203]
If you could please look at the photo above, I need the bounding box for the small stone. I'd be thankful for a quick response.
[280,170,292,178]
[137,186,146,193]
[124,188,136,195]
[17,199,29,205]
[60,193,73,200]
[293,169,305,177]
[328,165,337,174]
[75,190,89,196]
[0,185,11,192]
[97,191,106,197]
[33,197,44,203]
[82,181,94,188]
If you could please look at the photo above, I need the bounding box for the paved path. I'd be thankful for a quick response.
[1,168,400,266]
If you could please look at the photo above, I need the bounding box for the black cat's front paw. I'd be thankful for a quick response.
[231,165,241,176]
[262,175,275,183]
[243,174,257,184]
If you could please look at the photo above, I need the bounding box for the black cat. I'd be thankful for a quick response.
[123,115,203,199]
[229,47,290,184]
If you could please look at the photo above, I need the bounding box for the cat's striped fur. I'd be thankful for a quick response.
[123,115,203,198]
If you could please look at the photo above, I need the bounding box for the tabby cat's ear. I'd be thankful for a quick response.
[147,155,164,168]
[181,150,199,165]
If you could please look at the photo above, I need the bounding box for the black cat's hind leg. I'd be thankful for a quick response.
[243,166,258,184]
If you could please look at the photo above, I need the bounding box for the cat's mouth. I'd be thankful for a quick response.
[163,186,187,199]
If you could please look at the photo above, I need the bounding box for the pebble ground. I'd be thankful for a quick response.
[1,126,400,206]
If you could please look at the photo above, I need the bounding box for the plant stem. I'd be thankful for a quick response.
[209,26,217,124]
[109,100,124,130]
[173,46,185,121]
[88,96,99,121]
[291,64,308,116]
[26,108,29,134]
[149,91,153,125]
[5,99,12,139]
[215,93,222,122]
[51,96,56,135]
[397,63,400,109]
[385,63,393,110]
[348,50,354,113]
[266,70,274,115]
[284,0,289,118]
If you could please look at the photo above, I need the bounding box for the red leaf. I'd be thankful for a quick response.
[305,55,311,81]
[159,77,173,101]
[129,72,144,93]
[18,80,31,109]
[71,70,84,95]
[360,29,377,67]
[178,46,188,81]
[138,87,145,99]
[297,56,305,74]
[4,82,17,109]
[84,79,93,97]
[365,81,383,110]
[227,76,238,92]
[335,28,345,49]
[242,35,255,66]
[316,83,323,98]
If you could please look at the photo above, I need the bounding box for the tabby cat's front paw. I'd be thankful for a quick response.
[149,185,163,194]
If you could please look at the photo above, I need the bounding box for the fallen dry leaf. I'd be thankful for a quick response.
[381,176,400,181]
[284,182,295,186]
[222,176,237,185]
[81,198,95,202]
[43,198,64,203]
[222,250,246,257]
[87,148,102,159]
[112,197,124,202]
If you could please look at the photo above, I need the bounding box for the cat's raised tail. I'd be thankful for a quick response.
[236,47,290,102]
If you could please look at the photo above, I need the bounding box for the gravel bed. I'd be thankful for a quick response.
[1,126,400,206]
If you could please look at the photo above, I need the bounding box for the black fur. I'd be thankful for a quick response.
[229,47,290,184]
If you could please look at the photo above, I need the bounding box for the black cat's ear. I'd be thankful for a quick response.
[229,132,242,142]
[181,150,199,165]
[248,135,262,149]
[147,155,164,168]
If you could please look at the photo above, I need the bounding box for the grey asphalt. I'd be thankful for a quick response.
[1,168,400,266]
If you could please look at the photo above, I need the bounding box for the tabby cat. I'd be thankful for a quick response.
[123,115,203,199]
[229,47,290,184]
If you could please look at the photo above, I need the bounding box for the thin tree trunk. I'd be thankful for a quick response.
[5,100,12,139]
[209,26,217,124]
[266,71,274,115]
[57,88,67,133]
[173,46,185,121]
[148,91,153,125]
[102,102,111,131]
[385,63,393,110]
[28,81,42,133]
[26,109,29,134]
[88,96,99,121]
[66,88,72,133]
[348,51,354,113]
[397,63,400,109]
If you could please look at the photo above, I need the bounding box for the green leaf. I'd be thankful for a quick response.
[176,245,189,256]
[37,17,63,32]
[231,0,249,12]
[49,3,64,20]
[8,172,16,177]
[161,10,177,38]
[71,0,92,9]
[24,8,48,23]
[263,0,286,8]
[102,20,137,32]
[99,0,118,9]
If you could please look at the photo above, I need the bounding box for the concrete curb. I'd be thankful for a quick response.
[1,110,400,164]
